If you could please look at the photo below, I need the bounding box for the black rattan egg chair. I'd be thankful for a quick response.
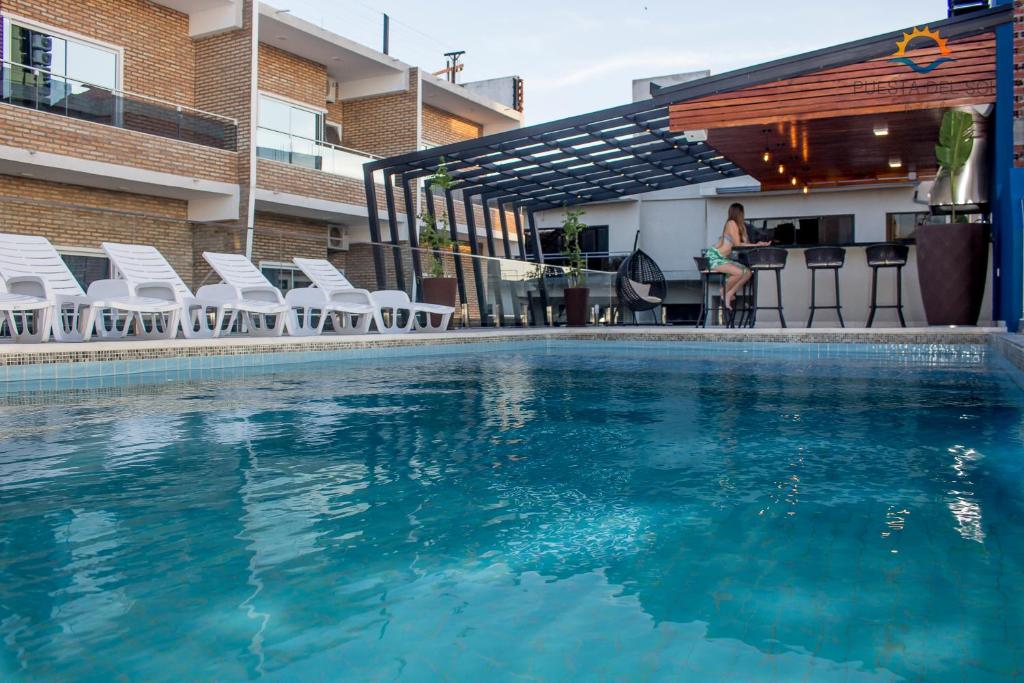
[616,248,667,325]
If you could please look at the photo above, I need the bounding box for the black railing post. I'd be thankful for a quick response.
[513,207,527,260]
[401,174,423,287]
[463,192,489,325]
[481,197,498,258]
[383,172,406,292]
[497,201,513,259]
[363,165,388,290]
[443,188,469,315]
[528,210,551,326]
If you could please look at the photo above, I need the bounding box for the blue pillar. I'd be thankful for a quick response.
[993,0,1023,331]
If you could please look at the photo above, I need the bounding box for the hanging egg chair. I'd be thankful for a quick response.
[615,248,667,324]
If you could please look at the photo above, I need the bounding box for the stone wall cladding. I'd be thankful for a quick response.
[0,0,196,105]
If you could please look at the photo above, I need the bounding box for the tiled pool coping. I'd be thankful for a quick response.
[0,326,1008,366]
[0,325,1013,381]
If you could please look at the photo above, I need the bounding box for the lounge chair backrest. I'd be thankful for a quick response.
[0,232,86,296]
[102,242,192,299]
[292,258,355,292]
[203,252,277,290]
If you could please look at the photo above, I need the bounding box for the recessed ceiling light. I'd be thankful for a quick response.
[277,35,287,41]
[791,177,798,186]
[888,157,903,169]
[777,164,785,175]
[874,124,889,136]
[19,172,34,177]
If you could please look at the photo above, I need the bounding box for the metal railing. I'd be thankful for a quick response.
[364,242,620,327]
[0,59,238,151]
[256,127,381,180]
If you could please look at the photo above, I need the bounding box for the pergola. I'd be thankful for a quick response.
[362,4,1011,321]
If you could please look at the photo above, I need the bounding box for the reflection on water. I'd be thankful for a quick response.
[0,345,1022,681]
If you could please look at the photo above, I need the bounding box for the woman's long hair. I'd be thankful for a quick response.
[726,203,748,242]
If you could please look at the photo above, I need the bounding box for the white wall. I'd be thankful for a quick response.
[704,185,926,245]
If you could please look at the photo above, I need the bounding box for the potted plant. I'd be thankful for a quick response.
[418,161,459,327]
[560,207,590,327]
[916,109,990,326]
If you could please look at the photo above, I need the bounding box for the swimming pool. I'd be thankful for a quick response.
[0,341,1021,681]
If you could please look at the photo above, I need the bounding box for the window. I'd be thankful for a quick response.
[259,262,312,293]
[529,225,611,270]
[886,212,933,241]
[747,215,855,246]
[57,247,111,290]
[2,16,121,117]
[256,94,324,169]
[324,122,342,147]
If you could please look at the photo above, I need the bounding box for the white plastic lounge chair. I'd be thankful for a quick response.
[292,258,454,333]
[103,242,261,339]
[0,233,181,342]
[203,252,374,337]
[0,278,52,343]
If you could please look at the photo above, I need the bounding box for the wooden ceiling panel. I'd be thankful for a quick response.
[670,33,995,131]
[708,109,958,191]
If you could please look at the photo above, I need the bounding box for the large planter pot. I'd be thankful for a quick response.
[564,287,590,327]
[916,222,989,326]
[421,277,458,329]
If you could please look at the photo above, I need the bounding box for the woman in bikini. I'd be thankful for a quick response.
[705,203,770,311]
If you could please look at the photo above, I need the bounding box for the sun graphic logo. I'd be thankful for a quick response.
[889,26,955,74]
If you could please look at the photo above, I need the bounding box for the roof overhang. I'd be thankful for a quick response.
[364,4,1010,214]
[420,73,524,135]
[258,3,409,99]
[149,0,242,38]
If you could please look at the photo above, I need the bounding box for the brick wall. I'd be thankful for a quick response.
[193,0,254,285]
[258,43,326,109]
[341,68,419,157]
[0,103,238,182]
[0,177,196,286]
[0,0,195,106]
[1015,0,1023,166]
[251,212,329,268]
[256,159,400,214]
[421,105,482,146]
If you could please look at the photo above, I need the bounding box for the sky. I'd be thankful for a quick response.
[281,0,949,125]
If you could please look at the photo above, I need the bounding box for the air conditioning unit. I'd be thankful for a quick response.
[326,78,340,104]
[327,223,349,251]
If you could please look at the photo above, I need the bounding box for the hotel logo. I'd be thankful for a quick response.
[889,27,955,74]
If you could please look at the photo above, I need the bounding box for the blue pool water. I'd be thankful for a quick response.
[0,342,1023,682]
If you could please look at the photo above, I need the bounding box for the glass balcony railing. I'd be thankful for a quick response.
[1,60,238,151]
[256,127,381,180]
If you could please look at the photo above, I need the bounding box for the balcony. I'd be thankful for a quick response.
[1,60,237,151]
[256,127,379,180]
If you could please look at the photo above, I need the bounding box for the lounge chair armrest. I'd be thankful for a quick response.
[196,283,243,304]
[285,287,328,307]
[372,290,413,310]
[327,289,374,307]
[126,280,177,302]
[238,285,285,305]
[86,279,133,300]
[4,275,48,299]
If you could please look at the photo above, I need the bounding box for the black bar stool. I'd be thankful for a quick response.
[865,243,909,328]
[805,246,846,328]
[745,247,788,328]
[731,251,757,328]
[694,256,727,327]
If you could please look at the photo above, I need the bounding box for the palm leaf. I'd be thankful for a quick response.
[935,110,974,174]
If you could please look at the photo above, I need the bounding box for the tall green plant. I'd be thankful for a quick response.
[935,109,975,224]
[418,210,452,278]
[560,207,588,288]
[418,160,460,278]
